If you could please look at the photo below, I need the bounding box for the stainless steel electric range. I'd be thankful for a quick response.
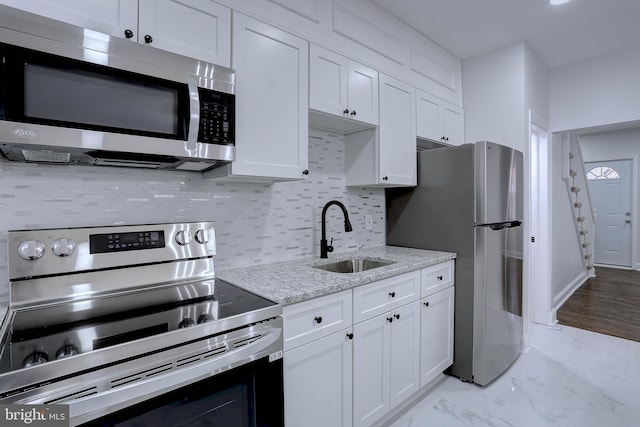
[0,222,283,426]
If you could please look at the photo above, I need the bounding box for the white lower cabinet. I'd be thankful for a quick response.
[283,290,353,427]
[420,285,455,387]
[284,263,455,427]
[353,300,420,427]
[284,329,353,427]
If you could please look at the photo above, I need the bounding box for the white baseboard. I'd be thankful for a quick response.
[552,271,588,313]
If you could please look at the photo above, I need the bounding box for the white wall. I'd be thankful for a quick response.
[0,128,386,305]
[580,127,640,270]
[524,45,550,124]
[550,46,640,132]
[462,42,525,151]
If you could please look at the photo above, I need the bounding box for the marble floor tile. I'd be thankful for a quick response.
[390,323,640,427]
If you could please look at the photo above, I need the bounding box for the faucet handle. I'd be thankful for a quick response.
[327,238,334,253]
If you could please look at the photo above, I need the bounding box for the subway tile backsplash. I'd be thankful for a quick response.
[0,128,386,304]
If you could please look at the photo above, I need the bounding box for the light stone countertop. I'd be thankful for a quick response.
[216,246,456,305]
[0,246,455,327]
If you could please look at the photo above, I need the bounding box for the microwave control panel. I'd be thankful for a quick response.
[197,88,235,145]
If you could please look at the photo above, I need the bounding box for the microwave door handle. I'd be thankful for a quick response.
[186,77,200,151]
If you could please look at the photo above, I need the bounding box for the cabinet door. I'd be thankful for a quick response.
[420,286,455,388]
[378,74,416,186]
[441,102,464,146]
[231,13,309,180]
[310,45,348,117]
[347,62,379,126]
[138,0,231,66]
[0,0,137,39]
[416,90,441,142]
[353,315,390,427]
[285,330,353,427]
[389,301,420,409]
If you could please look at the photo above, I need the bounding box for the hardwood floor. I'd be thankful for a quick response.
[557,267,640,342]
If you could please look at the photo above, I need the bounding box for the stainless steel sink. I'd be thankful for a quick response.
[313,258,395,273]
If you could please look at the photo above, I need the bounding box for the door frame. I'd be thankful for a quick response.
[525,110,552,348]
[583,154,639,271]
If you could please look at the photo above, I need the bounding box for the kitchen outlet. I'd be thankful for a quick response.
[365,215,373,230]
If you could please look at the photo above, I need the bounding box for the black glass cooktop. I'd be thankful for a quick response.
[0,279,276,373]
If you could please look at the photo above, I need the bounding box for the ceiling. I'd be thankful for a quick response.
[371,0,640,69]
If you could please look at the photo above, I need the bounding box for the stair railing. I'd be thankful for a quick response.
[561,131,596,274]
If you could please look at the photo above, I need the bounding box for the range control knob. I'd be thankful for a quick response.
[197,313,212,324]
[178,317,195,328]
[23,351,49,368]
[55,345,79,360]
[194,229,209,244]
[175,230,192,246]
[18,240,46,261]
[52,238,76,257]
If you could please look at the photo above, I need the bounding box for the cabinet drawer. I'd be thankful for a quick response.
[353,271,420,323]
[421,261,454,297]
[283,290,352,351]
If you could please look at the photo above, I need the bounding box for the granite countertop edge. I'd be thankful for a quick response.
[216,246,456,306]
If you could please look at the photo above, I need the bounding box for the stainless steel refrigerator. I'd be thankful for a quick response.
[386,141,523,386]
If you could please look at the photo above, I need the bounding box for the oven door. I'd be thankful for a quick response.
[81,356,283,427]
[8,319,283,427]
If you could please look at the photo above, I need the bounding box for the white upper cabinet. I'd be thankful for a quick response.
[137,0,231,66]
[378,74,417,186]
[345,74,416,187]
[309,44,378,133]
[0,0,231,66]
[206,13,309,181]
[416,89,464,146]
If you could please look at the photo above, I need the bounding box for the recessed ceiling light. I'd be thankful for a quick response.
[550,0,571,5]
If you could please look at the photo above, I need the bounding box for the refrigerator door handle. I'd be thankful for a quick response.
[477,220,523,231]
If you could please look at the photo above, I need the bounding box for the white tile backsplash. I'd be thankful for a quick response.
[0,128,386,304]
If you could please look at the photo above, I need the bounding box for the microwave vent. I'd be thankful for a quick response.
[175,162,216,172]
[21,149,71,163]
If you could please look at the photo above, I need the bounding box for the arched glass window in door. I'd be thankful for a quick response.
[586,166,620,180]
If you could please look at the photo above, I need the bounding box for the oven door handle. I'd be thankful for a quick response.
[66,326,282,426]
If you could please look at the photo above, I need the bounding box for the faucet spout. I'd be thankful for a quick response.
[321,200,353,258]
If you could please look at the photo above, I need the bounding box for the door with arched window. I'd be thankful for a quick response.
[585,159,633,267]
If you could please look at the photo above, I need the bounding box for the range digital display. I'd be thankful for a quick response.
[89,230,165,254]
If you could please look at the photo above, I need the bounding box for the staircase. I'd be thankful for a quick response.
[564,133,596,275]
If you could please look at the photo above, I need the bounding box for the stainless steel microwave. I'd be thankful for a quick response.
[0,5,235,172]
